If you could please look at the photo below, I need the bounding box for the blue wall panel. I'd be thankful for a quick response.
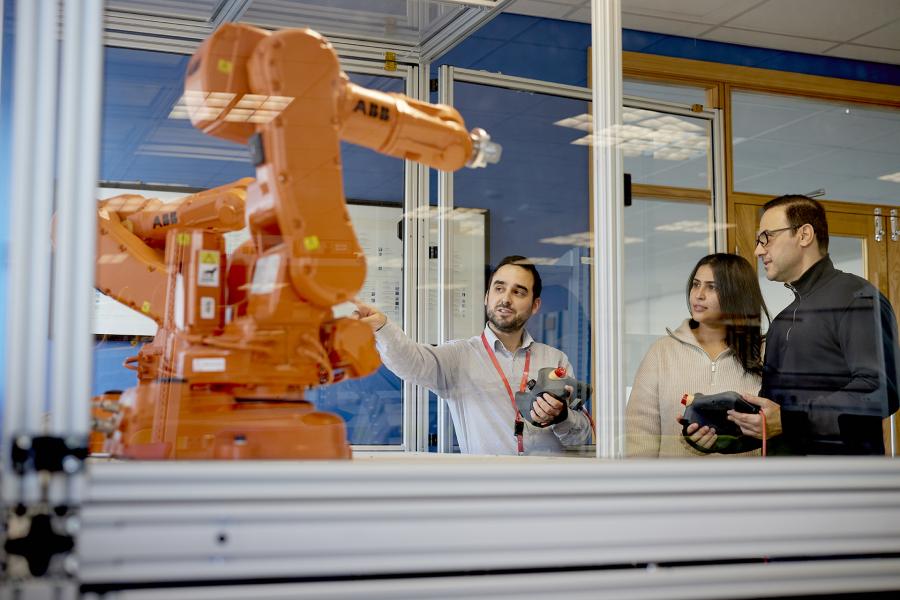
[622,28,900,85]
[439,13,900,88]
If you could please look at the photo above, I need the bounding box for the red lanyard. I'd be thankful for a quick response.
[481,332,531,454]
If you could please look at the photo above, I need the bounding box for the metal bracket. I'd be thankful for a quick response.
[10,435,89,476]
[384,51,397,72]
[891,209,899,242]
[4,512,76,577]
[875,208,884,242]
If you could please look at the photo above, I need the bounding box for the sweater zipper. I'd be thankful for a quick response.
[672,329,726,384]
[784,283,801,342]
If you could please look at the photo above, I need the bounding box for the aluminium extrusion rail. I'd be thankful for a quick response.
[75,457,900,598]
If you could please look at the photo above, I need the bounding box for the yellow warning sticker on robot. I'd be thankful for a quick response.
[197,250,220,288]
[217,59,233,74]
[303,235,320,251]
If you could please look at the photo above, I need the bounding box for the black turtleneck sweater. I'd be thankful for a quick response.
[761,255,899,455]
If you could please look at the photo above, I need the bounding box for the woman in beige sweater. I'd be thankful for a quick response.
[626,253,769,458]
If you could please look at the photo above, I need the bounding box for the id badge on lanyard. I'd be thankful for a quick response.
[481,333,530,455]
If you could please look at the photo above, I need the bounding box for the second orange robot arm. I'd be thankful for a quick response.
[95,179,251,326]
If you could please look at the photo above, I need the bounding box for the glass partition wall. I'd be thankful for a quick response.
[3,0,898,469]
[621,101,719,394]
[52,46,731,461]
[430,66,725,457]
[434,68,595,455]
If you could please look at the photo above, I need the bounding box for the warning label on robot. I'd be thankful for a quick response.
[193,357,226,373]
[200,296,216,320]
[251,254,280,294]
[197,250,220,287]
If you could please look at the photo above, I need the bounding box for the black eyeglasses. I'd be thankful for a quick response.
[755,226,798,247]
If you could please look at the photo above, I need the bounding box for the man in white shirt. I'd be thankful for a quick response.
[353,255,592,455]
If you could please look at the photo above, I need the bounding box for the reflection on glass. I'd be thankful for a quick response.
[624,197,714,386]
[732,90,900,205]
[555,107,710,188]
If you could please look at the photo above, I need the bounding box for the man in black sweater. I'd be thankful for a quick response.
[731,195,899,455]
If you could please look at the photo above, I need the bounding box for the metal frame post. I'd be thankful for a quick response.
[48,0,104,505]
[2,0,102,592]
[436,65,455,453]
[3,0,58,506]
[591,0,625,459]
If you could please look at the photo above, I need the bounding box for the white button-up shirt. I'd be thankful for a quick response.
[375,321,592,455]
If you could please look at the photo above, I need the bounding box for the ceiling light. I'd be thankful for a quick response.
[526,257,560,266]
[655,221,735,233]
[539,232,591,247]
[557,110,707,160]
[656,220,708,233]
[878,172,900,183]
[622,107,658,122]
[169,92,294,123]
[554,114,592,132]
[538,232,643,247]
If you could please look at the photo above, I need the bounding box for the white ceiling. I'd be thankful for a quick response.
[507,0,900,66]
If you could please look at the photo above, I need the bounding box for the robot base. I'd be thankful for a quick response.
[98,383,352,460]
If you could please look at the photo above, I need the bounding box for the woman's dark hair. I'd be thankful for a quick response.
[686,253,770,376]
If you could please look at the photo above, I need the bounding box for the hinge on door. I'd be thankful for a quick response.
[875,208,885,242]
[891,209,899,242]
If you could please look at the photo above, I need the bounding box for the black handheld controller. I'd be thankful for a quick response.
[514,366,592,425]
[678,391,760,454]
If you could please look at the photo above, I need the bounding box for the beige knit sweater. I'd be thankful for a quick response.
[625,319,762,458]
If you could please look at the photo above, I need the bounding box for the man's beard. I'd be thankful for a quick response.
[486,305,528,333]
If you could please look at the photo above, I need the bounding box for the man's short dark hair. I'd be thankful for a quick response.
[487,255,542,300]
[763,194,829,254]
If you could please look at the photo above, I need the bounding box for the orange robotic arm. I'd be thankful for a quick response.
[184,23,500,311]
